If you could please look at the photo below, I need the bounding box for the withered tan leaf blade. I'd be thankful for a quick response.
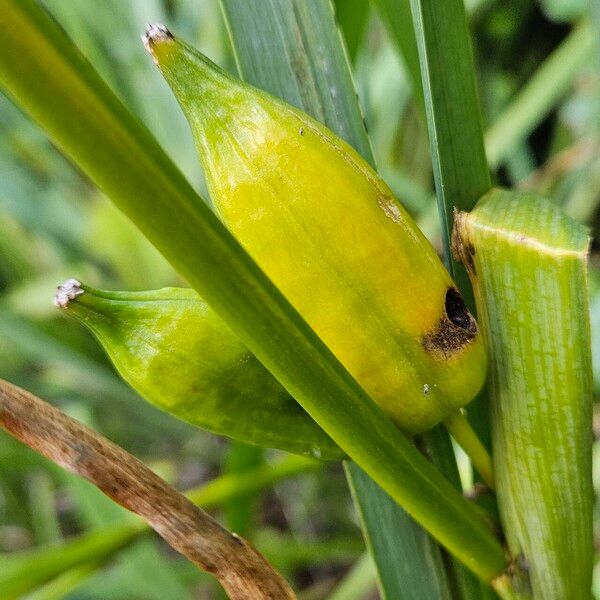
[0,378,295,600]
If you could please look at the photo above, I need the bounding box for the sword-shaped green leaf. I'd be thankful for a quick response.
[218,2,472,597]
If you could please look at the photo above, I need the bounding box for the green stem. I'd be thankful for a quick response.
[455,189,593,599]
[444,412,494,489]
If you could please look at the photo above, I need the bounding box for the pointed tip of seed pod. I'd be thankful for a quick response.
[54,279,84,309]
[141,24,173,61]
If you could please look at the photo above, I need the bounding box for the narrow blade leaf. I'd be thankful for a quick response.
[219,1,472,597]
[409,0,491,283]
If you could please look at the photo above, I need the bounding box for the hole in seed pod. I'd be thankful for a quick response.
[445,288,476,332]
[421,288,478,357]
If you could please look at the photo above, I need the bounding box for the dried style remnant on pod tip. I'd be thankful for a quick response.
[54,278,84,308]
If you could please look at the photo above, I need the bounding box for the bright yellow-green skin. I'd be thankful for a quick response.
[66,286,344,460]
[153,38,487,433]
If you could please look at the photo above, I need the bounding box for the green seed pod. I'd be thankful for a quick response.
[55,279,344,461]
[453,189,593,600]
[143,26,487,434]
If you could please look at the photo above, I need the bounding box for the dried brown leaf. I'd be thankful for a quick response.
[0,378,295,600]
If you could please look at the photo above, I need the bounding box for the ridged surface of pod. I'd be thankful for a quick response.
[453,189,593,600]
[145,27,487,434]
[56,280,344,461]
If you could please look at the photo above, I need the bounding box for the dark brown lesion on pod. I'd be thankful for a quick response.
[422,288,478,358]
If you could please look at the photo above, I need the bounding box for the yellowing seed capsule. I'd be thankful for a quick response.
[145,26,487,434]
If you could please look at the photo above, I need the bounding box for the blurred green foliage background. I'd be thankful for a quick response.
[0,0,599,598]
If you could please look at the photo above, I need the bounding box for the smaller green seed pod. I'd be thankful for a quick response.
[55,279,344,461]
